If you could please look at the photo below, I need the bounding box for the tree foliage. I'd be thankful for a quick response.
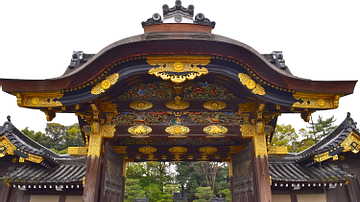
[271,116,337,153]
[22,123,84,154]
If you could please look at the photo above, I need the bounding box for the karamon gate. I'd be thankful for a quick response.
[0,1,356,202]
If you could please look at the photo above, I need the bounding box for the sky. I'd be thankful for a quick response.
[0,0,359,133]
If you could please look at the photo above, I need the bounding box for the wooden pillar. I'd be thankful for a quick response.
[82,121,103,202]
[252,121,272,202]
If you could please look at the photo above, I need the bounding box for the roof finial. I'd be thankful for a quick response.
[347,112,351,118]
[7,115,11,122]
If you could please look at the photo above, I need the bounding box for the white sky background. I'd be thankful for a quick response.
[0,0,359,133]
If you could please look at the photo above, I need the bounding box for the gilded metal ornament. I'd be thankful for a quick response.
[267,146,288,156]
[16,91,63,108]
[169,146,188,154]
[166,96,189,110]
[292,92,341,109]
[238,73,265,95]
[240,124,255,138]
[130,101,153,110]
[203,101,227,110]
[203,125,228,137]
[0,136,44,163]
[139,146,157,154]
[91,73,119,95]
[68,147,88,156]
[128,125,152,137]
[147,55,211,84]
[199,146,217,154]
[165,125,190,138]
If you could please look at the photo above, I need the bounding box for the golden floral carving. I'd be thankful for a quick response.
[238,73,265,95]
[292,92,342,109]
[166,96,189,110]
[130,101,153,110]
[68,147,88,156]
[199,146,217,154]
[91,73,119,95]
[128,125,152,137]
[147,55,211,84]
[267,146,288,156]
[203,125,228,137]
[139,146,157,154]
[203,101,227,110]
[17,91,63,108]
[240,124,255,138]
[165,125,190,138]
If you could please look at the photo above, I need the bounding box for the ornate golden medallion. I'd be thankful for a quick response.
[128,125,152,138]
[199,146,218,154]
[139,146,157,154]
[203,101,227,110]
[91,73,119,95]
[147,55,211,84]
[166,96,189,110]
[165,125,190,138]
[203,125,228,137]
[130,101,153,110]
[238,73,265,95]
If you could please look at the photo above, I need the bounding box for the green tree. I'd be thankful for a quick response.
[124,178,145,202]
[22,123,84,154]
[194,186,213,202]
[308,115,337,140]
[218,188,231,202]
[271,124,299,152]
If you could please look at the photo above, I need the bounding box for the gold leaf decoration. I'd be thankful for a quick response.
[166,96,189,110]
[165,125,190,138]
[139,146,157,154]
[130,101,153,110]
[128,125,152,138]
[292,92,341,109]
[17,92,63,108]
[91,73,119,95]
[199,146,217,154]
[147,55,211,84]
[203,125,228,138]
[203,101,227,110]
[238,73,265,95]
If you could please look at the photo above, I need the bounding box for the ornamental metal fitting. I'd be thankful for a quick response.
[165,125,190,138]
[203,101,227,110]
[91,73,119,95]
[203,125,228,138]
[147,55,210,84]
[238,73,265,95]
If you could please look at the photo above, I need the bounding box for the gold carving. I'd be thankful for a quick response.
[166,96,189,110]
[128,125,152,137]
[169,146,188,154]
[139,146,157,154]
[165,125,190,138]
[101,124,116,138]
[68,147,88,156]
[203,101,227,110]
[314,151,338,162]
[17,91,63,108]
[130,101,153,110]
[88,134,102,158]
[199,146,217,154]
[267,146,288,156]
[203,125,228,138]
[238,73,265,95]
[91,73,119,95]
[147,55,211,84]
[169,146,187,161]
[229,146,244,154]
[112,146,127,154]
[253,133,267,158]
[240,124,255,138]
[292,92,342,109]
[341,131,360,154]
[238,102,255,113]
[0,136,43,163]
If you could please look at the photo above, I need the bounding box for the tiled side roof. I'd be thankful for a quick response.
[269,162,353,183]
[4,164,86,185]
[295,113,359,165]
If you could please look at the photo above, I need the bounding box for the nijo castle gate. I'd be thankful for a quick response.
[0,1,357,202]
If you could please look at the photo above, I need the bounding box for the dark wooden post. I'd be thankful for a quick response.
[252,121,272,202]
[82,121,103,202]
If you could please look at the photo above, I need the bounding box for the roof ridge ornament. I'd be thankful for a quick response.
[141,1,215,28]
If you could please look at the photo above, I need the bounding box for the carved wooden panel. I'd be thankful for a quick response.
[231,144,254,202]
[101,143,124,202]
